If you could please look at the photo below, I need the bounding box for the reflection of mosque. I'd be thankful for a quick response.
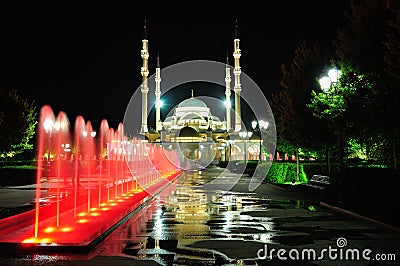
[137,22,262,168]
[147,170,250,242]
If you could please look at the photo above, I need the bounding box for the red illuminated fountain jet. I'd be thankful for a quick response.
[0,105,181,253]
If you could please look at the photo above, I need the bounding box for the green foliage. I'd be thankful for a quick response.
[307,90,347,120]
[335,0,400,169]
[298,148,319,160]
[275,138,297,156]
[0,88,37,159]
[0,165,37,170]
[346,138,367,160]
[308,205,317,212]
[307,63,366,122]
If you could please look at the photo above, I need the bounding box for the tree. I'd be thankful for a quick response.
[0,88,37,159]
[271,41,334,164]
[306,0,400,204]
[335,0,400,169]
[307,62,367,198]
[382,0,400,169]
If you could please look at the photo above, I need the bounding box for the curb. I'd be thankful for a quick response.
[319,201,400,233]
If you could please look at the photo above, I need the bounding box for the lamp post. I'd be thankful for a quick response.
[251,120,269,161]
[319,67,344,204]
[227,140,233,161]
[239,130,252,164]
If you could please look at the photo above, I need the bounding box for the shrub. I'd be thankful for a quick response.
[261,162,308,184]
[0,165,37,185]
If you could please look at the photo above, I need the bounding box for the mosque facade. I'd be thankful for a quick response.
[162,93,225,133]
[136,22,261,167]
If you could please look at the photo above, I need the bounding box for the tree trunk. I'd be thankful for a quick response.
[326,145,331,176]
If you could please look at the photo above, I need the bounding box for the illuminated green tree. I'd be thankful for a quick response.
[307,64,367,175]
[0,88,37,159]
[335,0,400,169]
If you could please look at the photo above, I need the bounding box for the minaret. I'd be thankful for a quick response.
[140,21,149,134]
[224,53,231,132]
[155,54,162,132]
[233,19,242,132]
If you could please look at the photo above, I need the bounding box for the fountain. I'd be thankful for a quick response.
[0,105,181,253]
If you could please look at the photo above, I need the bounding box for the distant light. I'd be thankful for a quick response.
[61,227,72,232]
[82,131,96,137]
[43,119,54,131]
[224,99,231,108]
[22,237,52,244]
[251,120,257,129]
[44,227,55,233]
[259,120,269,130]
[156,100,164,108]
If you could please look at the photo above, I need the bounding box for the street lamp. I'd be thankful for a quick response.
[319,67,344,204]
[251,120,269,161]
[82,130,97,138]
[319,68,341,93]
[239,130,252,164]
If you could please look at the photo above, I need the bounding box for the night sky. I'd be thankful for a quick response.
[0,2,348,131]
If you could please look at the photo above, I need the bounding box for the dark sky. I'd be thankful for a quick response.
[0,2,349,131]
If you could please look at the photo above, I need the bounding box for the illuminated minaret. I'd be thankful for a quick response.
[140,21,149,134]
[155,54,162,132]
[233,20,242,132]
[224,54,231,131]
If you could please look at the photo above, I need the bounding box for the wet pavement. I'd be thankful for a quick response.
[0,167,399,265]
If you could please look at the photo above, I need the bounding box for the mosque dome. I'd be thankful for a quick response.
[181,113,204,120]
[162,94,225,133]
[177,98,208,109]
[175,126,200,138]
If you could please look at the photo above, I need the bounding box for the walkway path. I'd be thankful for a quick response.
[0,167,399,265]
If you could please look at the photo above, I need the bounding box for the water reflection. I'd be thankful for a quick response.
[4,167,318,265]
[99,167,312,265]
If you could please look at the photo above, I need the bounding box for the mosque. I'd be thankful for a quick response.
[136,22,262,167]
